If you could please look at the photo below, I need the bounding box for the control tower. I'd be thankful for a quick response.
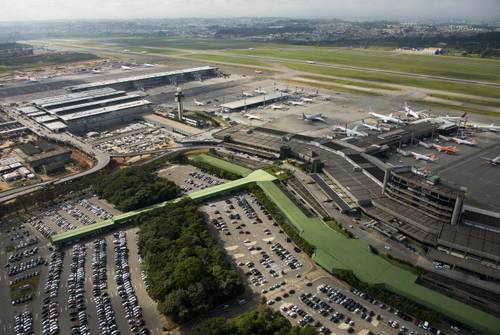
[174,86,184,120]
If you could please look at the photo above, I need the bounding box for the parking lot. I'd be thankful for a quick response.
[158,164,225,193]
[0,193,166,335]
[198,186,443,335]
[200,190,313,303]
[86,121,176,155]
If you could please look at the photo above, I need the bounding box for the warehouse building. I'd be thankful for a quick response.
[26,88,152,133]
[68,66,219,92]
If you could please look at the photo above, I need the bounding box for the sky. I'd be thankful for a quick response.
[0,0,499,22]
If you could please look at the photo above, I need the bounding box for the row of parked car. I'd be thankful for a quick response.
[78,198,113,220]
[271,242,302,270]
[7,256,44,276]
[14,310,33,335]
[13,237,38,251]
[48,209,77,231]
[30,219,56,238]
[67,244,90,335]
[41,252,63,335]
[61,202,96,226]
[114,231,149,335]
[92,239,121,335]
[10,270,39,286]
[8,246,38,263]
[318,284,376,323]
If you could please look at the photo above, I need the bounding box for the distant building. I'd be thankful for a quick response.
[27,88,152,133]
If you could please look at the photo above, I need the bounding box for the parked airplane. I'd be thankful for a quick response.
[368,108,405,124]
[242,92,254,97]
[411,152,437,162]
[289,101,305,106]
[481,156,500,165]
[400,102,426,119]
[254,88,266,94]
[270,104,285,110]
[194,99,206,106]
[255,70,264,74]
[143,63,156,68]
[91,69,102,74]
[121,65,133,70]
[432,144,458,154]
[302,113,325,122]
[245,114,262,120]
[397,148,411,157]
[440,112,468,121]
[301,97,314,103]
[451,137,477,146]
[334,125,367,137]
[418,141,433,149]
[474,123,500,133]
[306,60,316,64]
[360,123,383,132]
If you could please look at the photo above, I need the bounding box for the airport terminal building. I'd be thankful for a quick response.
[22,88,152,133]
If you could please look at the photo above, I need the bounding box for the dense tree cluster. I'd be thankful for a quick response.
[93,165,180,211]
[192,305,318,335]
[137,201,244,323]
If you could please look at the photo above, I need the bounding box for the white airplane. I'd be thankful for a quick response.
[254,70,264,74]
[481,156,500,165]
[369,108,405,124]
[245,114,262,120]
[440,113,468,121]
[361,123,384,132]
[397,148,411,157]
[418,141,433,149]
[334,125,367,137]
[143,63,156,68]
[194,99,205,106]
[289,101,305,106]
[411,152,437,162]
[91,69,102,74]
[302,113,325,122]
[306,60,316,64]
[242,92,254,97]
[475,123,500,133]
[400,102,426,119]
[254,88,266,95]
[439,135,477,146]
[28,77,39,82]
[301,97,314,103]
[121,65,133,70]
[270,104,285,110]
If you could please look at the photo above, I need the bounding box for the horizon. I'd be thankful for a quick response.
[1,0,499,23]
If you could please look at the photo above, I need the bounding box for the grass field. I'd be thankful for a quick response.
[409,99,499,118]
[285,79,384,96]
[428,93,500,108]
[0,52,98,72]
[285,63,500,99]
[10,275,40,300]
[186,53,268,67]
[229,47,500,83]
[298,74,400,91]
[98,36,287,50]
